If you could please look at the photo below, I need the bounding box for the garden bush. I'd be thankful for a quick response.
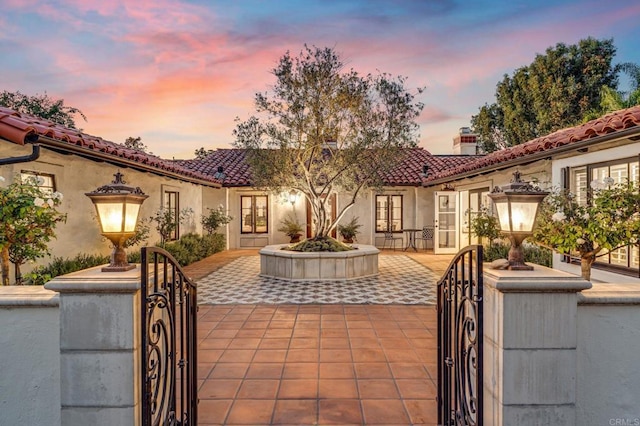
[483,242,552,267]
[25,233,226,285]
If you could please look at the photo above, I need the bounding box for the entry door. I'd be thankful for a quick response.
[434,191,459,254]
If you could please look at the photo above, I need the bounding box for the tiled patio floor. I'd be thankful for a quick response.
[185,250,452,425]
[197,304,438,425]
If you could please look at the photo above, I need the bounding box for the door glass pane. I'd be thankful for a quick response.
[241,196,253,233]
[391,195,402,231]
[375,196,388,232]
[255,196,268,233]
[631,162,639,183]
[573,168,588,206]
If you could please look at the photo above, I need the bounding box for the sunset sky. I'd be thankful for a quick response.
[2,0,639,159]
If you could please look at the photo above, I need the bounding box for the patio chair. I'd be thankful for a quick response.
[416,226,434,250]
[382,231,403,251]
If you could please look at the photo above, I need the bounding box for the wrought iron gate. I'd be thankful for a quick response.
[437,245,483,425]
[141,247,198,426]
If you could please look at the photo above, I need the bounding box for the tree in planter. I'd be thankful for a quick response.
[532,178,640,281]
[0,176,66,285]
[201,205,233,234]
[234,45,424,249]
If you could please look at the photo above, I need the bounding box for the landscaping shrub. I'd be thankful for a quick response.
[25,233,226,285]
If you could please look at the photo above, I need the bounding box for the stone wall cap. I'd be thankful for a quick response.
[578,282,640,305]
[0,286,59,307]
[45,264,142,293]
[484,265,591,293]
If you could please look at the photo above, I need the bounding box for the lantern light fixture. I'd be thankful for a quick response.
[488,171,549,270]
[85,172,148,272]
[288,189,299,206]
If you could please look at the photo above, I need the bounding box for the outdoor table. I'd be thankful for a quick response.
[401,228,421,252]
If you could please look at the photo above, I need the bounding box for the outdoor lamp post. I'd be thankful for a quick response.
[85,171,148,272]
[488,171,548,270]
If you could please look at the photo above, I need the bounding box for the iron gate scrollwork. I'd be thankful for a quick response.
[141,247,198,426]
[437,245,483,426]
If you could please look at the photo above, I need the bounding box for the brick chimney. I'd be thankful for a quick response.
[453,127,478,155]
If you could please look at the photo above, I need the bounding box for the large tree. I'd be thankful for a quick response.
[234,45,424,241]
[471,38,619,152]
[583,62,640,121]
[0,90,86,129]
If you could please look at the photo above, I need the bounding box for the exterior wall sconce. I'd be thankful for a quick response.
[288,189,299,206]
[488,171,548,270]
[85,171,148,272]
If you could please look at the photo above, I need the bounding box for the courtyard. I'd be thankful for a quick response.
[186,250,451,425]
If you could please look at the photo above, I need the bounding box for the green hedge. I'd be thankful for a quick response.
[483,242,552,267]
[25,233,226,285]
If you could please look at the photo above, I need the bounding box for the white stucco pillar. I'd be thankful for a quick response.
[482,266,591,425]
[45,266,141,426]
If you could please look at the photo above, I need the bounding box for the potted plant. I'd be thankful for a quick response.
[277,215,304,243]
[338,216,362,243]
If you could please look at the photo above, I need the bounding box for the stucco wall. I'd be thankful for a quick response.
[0,143,214,278]
[576,284,640,425]
[0,286,60,426]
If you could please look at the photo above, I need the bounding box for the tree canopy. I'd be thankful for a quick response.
[124,136,149,152]
[471,38,620,152]
[0,90,86,129]
[234,45,424,241]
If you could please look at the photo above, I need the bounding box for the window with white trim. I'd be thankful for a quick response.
[375,195,403,232]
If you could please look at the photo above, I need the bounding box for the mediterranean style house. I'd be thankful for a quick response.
[1,105,639,282]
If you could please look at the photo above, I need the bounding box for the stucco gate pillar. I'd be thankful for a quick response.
[45,265,142,425]
[482,266,591,425]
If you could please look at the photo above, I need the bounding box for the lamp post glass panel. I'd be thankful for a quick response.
[85,172,148,272]
[489,172,548,270]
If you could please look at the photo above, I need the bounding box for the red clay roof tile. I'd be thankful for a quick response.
[0,106,218,185]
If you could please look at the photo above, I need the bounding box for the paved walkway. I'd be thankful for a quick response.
[184,249,453,426]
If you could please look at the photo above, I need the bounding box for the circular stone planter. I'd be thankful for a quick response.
[259,244,380,281]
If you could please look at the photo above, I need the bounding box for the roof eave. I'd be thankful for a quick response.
[423,127,640,188]
[37,136,221,188]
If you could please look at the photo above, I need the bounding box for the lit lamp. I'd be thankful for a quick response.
[85,172,148,272]
[288,189,299,206]
[488,171,548,270]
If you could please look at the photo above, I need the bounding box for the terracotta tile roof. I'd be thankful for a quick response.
[0,106,218,185]
[425,105,640,183]
[177,147,481,187]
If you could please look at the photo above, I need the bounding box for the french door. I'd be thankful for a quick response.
[434,191,459,254]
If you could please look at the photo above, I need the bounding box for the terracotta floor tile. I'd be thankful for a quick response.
[209,363,249,379]
[216,321,244,330]
[264,328,293,338]
[319,363,355,379]
[292,328,320,338]
[259,338,291,349]
[200,338,232,350]
[346,320,373,329]
[321,337,350,349]
[286,348,319,362]
[318,399,363,425]
[321,320,347,329]
[289,337,319,349]
[283,362,319,379]
[396,320,424,329]
[225,314,250,322]
[385,348,421,363]
[349,337,381,349]
[354,363,392,379]
[297,313,320,321]
[357,379,400,399]
[278,379,318,399]
[361,399,410,424]
[320,313,344,320]
[234,328,265,338]
[245,363,284,379]
[198,349,223,363]
[412,338,437,348]
[414,348,438,362]
[253,349,287,363]
[199,379,242,399]
[396,378,436,399]
[403,329,434,339]
[272,399,318,425]
[227,338,262,349]
[351,348,387,363]
[319,349,352,363]
[269,320,295,329]
[404,399,438,424]
[198,399,232,424]
[225,399,275,425]
[371,320,400,330]
[379,337,412,349]
[347,329,377,338]
[236,379,279,399]
[248,313,274,321]
[319,379,359,398]
[321,328,349,338]
[389,363,430,379]
[375,328,405,337]
[218,349,255,363]
[198,363,215,379]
